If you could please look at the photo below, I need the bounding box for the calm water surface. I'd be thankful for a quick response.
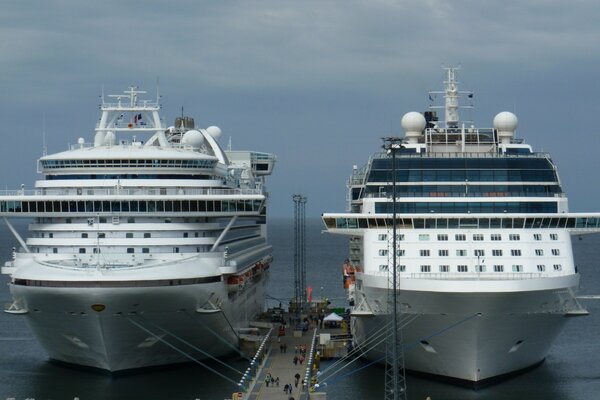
[1,218,599,399]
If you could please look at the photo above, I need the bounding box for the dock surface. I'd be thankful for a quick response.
[247,326,314,400]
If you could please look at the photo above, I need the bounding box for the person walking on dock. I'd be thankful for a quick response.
[294,372,301,388]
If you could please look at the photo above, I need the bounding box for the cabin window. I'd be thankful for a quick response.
[457,265,468,272]
[511,249,522,256]
[378,234,387,241]
[552,249,560,256]
[142,248,149,253]
[439,249,449,256]
[494,265,504,272]
[455,234,466,241]
[492,249,503,256]
[144,233,151,238]
[420,250,430,257]
[533,234,542,241]
[456,249,467,256]
[550,233,558,240]
[126,233,133,238]
[537,265,546,272]
[512,265,523,272]
[439,265,449,272]
[127,248,134,253]
[420,265,431,273]
[437,234,448,241]
[535,249,544,256]
[491,234,502,241]
[473,234,484,241]
[79,248,86,254]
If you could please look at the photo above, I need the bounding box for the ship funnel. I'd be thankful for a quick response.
[401,112,426,144]
[493,112,518,144]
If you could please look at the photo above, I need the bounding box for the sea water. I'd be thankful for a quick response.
[1,218,599,399]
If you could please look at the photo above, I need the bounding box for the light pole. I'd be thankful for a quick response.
[382,137,407,400]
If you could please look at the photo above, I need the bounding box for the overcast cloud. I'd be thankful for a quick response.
[0,1,598,217]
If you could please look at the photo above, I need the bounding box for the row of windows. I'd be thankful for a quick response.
[378,264,563,273]
[44,246,210,254]
[370,157,554,171]
[46,174,213,180]
[377,232,559,242]
[41,231,212,239]
[361,184,562,197]
[374,201,558,214]
[367,169,557,183]
[41,159,217,169]
[378,248,560,257]
[325,216,599,230]
[1,199,262,214]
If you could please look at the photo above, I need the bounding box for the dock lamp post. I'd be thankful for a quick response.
[382,137,408,400]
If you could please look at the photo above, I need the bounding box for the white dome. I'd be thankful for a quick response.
[206,125,222,140]
[181,129,205,148]
[104,131,116,146]
[493,112,518,132]
[401,112,426,133]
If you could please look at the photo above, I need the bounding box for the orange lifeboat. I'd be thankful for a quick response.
[342,259,357,289]
[227,275,244,292]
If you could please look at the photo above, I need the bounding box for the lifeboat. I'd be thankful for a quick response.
[342,260,358,289]
[227,275,244,292]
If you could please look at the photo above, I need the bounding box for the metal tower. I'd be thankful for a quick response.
[382,137,407,400]
[293,194,307,316]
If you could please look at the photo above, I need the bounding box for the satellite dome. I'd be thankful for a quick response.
[401,112,427,133]
[493,112,518,132]
[401,112,426,144]
[181,129,205,148]
[77,137,85,145]
[206,126,222,140]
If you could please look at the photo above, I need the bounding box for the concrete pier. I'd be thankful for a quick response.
[246,326,315,400]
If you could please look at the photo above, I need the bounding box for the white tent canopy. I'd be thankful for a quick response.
[323,312,343,322]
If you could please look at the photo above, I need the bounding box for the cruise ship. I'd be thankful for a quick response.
[323,68,600,385]
[0,87,275,372]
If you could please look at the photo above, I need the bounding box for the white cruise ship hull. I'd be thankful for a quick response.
[10,274,267,371]
[352,274,581,383]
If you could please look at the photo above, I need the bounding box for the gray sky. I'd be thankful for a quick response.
[0,1,599,217]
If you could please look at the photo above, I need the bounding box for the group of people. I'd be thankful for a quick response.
[283,382,294,395]
[292,344,307,365]
[264,372,279,387]
[278,342,288,353]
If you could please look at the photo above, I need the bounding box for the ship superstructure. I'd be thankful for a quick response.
[323,68,600,384]
[1,87,275,371]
